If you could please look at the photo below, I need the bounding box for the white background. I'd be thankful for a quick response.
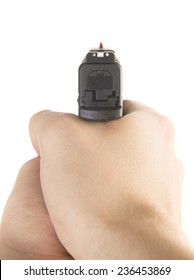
[0,0,194,247]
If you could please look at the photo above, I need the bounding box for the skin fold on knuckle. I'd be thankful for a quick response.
[157,114,175,142]
[29,111,77,152]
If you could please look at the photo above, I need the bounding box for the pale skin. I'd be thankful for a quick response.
[0,100,194,259]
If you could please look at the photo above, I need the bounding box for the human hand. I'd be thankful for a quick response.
[0,157,73,260]
[28,100,194,259]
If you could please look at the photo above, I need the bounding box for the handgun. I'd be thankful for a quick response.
[78,43,123,121]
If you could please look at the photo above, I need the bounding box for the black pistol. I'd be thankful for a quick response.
[78,43,123,121]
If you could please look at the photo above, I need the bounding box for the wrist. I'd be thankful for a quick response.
[0,240,23,260]
[86,211,194,260]
[137,215,194,260]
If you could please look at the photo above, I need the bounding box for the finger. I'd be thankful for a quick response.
[29,110,78,155]
[1,157,73,260]
[29,101,157,154]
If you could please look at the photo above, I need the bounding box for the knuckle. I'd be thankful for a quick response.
[158,115,175,138]
[43,113,79,143]
[19,157,40,174]
[29,110,51,128]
